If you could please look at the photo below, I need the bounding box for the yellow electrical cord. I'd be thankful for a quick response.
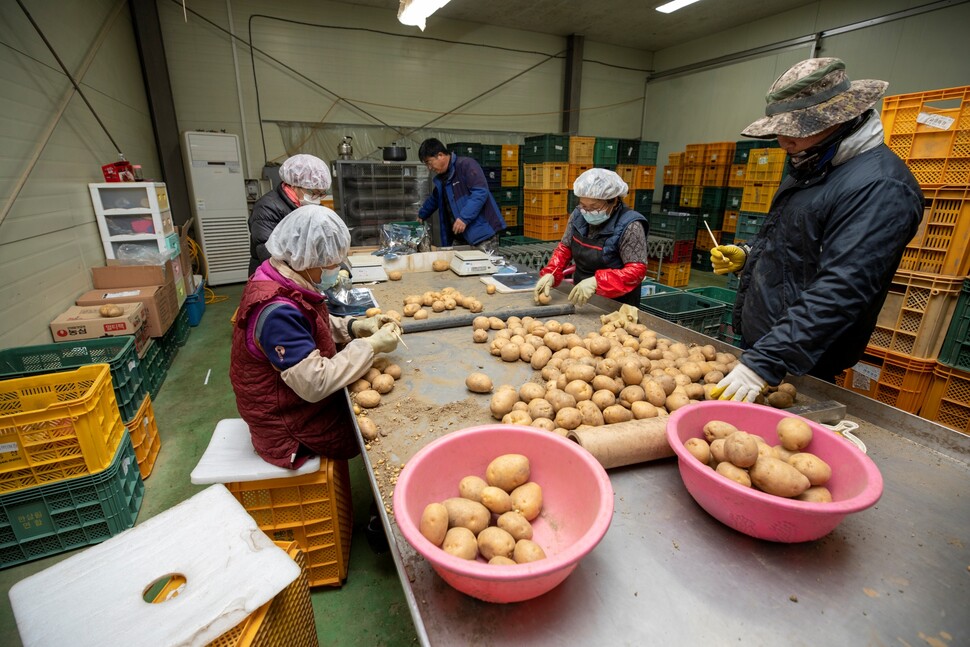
[186,236,229,305]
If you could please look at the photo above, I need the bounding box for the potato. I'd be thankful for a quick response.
[592,374,622,395]
[502,410,532,425]
[591,389,616,410]
[510,482,543,521]
[477,526,516,561]
[603,404,633,423]
[480,486,514,514]
[365,307,382,317]
[356,389,381,408]
[797,486,833,503]
[787,452,832,486]
[777,382,798,397]
[365,367,383,384]
[576,400,605,426]
[465,372,493,393]
[442,527,478,560]
[535,292,552,305]
[618,385,646,408]
[703,420,739,443]
[519,382,546,403]
[630,401,659,419]
[643,380,668,408]
[99,304,123,318]
[777,417,813,451]
[348,378,370,393]
[472,328,489,343]
[716,462,752,487]
[358,417,378,441]
[403,303,421,317]
[486,454,531,492]
[554,406,583,430]
[749,457,811,498]
[684,437,710,464]
[432,259,449,271]
[490,389,518,420]
[458,475,488,502]
[513,539,546,563]
[724,431,759,468]
[371,374,395,395]
[772,444,797,462]
[564,363,596,383]
[564,380,593,402]
[413,309,429,320]
[486,284,497,295]
[442,497,491,534]
[665,392,691,411]
[709,438,728,464]
[493,512,533,542]
[489,556,518,565]
[527,398,555,420]
[419,502,449,546]
[500,343,521,362]
[767,391,794,409]
[387,270,403,281]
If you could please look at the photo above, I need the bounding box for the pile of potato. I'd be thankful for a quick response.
[400,287,486,320]
[684,418,833,502]
[351,357,403,440]
[420,454,547,565]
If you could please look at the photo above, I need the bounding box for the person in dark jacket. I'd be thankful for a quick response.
[417,138,506,252]
[230,205,401,468]
[534,168,648,307]
[248,154,332,275]
[709,57,923,401]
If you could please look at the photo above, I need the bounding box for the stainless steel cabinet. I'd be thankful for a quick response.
[333,161,430,246]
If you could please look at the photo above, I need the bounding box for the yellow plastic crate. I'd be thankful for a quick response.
[523,189,568,216]
[634,165,656,191]
[500,167,519,187]
[679,185,703,209]
[0,364,125,494]
[740,182,780,213]
[646,260,691,287]
[663,165,682,184]
[723,210,739,233]
[500,144,519,166]
[524,213,568,241]
[568,136,595,164]
[684,144,706,165]
[500,205,519,227]
[728,163,746,188]
[615,164,638,185]
[680,165,703,186]
[622,190,635,208]
[228,459,353,587]
[125,393,161,479]
[567,163,592,186]
[745,149,788,183]
[704,142,736,165]
[668,152,685,166]
[523,163,568,189]
[701,164,731,187]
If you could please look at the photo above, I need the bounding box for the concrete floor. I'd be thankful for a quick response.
[0,264,727,646]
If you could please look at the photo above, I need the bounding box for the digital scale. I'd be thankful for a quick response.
[348,254,388,283]
[449,250,499,276]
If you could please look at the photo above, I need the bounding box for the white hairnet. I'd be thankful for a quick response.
[278,154,332,191]
[573,168,628,200]
[265,205,350,271]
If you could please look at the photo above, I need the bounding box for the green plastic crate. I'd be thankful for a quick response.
[522,135,569,163]
[449,142,482,163]
[638,141,660,166]
[638,292,727,337]
[691,249,716,273]
[0,430,143,569]
[617,139,640,164]
[634,190,654,213]
[639,280,682,298]
[725,187,744,211]
[734,140,780,164]
[701,187,729,212]
[492,187,522,206]
[481,145,503,166]
[0,337,146,424]
[687,286,738,328]
[660,185,681,211]
[593,138,619,166]
[140,340,165,400]
[938,279,970,372]
[648,212,697,241]
[734,211,768,245]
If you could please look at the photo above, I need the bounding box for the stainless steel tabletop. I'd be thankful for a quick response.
[352,271,970,647]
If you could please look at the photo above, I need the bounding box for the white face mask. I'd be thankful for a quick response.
[580,207,611,225]
[300,194,321,206]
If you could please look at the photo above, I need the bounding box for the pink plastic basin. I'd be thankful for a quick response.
[666,400,884,542]
[393,424,614,603]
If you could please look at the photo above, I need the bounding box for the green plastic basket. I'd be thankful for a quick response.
[0,337,145,424]
[638,292,726,337]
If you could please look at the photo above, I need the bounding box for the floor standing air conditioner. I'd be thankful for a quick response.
[181,131,250,285]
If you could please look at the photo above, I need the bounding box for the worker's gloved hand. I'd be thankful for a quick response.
[352,314,400,338]
[618,304,638,324]
[534,274,555,302]
[363,324,399,354]
[715,363,768,403]
[710,245,747,275]
[568,277,597,306]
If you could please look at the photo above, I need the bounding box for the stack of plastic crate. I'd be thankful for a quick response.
[520,134,570,241]
[497,144,521,233]
[732,148,787,248]
[646,212,697,287]
[836,85,970,421]
[0,364,145,569]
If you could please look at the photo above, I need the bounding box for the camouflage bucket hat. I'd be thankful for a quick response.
[742,58,888,139]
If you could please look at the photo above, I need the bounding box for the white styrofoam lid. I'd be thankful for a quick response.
[9,485,300,647]
[190,418,321,484]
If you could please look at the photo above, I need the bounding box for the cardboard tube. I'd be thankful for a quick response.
[567,418,674,469]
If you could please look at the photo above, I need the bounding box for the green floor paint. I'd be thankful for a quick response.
[0,267,728,645]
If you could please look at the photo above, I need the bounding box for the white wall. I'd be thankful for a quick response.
[0,0,159,349]
[644,0,970,169]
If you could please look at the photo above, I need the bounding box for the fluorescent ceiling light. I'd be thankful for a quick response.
[656,0,703,13]
[398,0,452,30]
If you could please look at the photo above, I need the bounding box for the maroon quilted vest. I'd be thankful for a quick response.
[229,265,358,467]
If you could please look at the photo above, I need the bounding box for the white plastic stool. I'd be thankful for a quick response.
[9,485,300,647]
[190,418,320,484]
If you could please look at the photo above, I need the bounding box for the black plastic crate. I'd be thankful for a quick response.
[617,139,640,164]
[660,185,681,211]
[634,190,654,213]
[522,134,569,163]
[481,145,503,166]
[482,166,502,189]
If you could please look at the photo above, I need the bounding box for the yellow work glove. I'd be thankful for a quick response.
[363,323,399,354]
[534,274,555,303]
[710,245,747,275]
[568,277,598,306]
[352,314,400,338]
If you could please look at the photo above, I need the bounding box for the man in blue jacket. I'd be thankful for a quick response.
[417,139,506,252]
[709,57,923,401]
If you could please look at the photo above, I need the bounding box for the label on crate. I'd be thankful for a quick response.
[0,441,19,455]
[916,112,954,130]
[851,362,880,390]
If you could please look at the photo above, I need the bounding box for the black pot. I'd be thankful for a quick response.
[381,146,408,161]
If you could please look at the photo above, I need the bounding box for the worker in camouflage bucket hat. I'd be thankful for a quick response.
[709,57,924,402]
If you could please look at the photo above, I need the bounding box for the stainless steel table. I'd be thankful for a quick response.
[352,271,970,646]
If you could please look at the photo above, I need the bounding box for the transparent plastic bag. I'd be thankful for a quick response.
[115,244,172,265]
[375,222,430,256]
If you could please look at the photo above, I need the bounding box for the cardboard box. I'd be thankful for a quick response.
[50,303,146,343]
[76,285,178,338]
[91,259,176,290]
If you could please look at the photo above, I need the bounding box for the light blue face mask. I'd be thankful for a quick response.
[315,267,341,292]
[580,208,611,225]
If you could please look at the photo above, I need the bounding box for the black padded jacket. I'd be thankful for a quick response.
[248,184,299,275]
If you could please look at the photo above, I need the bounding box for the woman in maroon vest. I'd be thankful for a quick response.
[230,205,401,468]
